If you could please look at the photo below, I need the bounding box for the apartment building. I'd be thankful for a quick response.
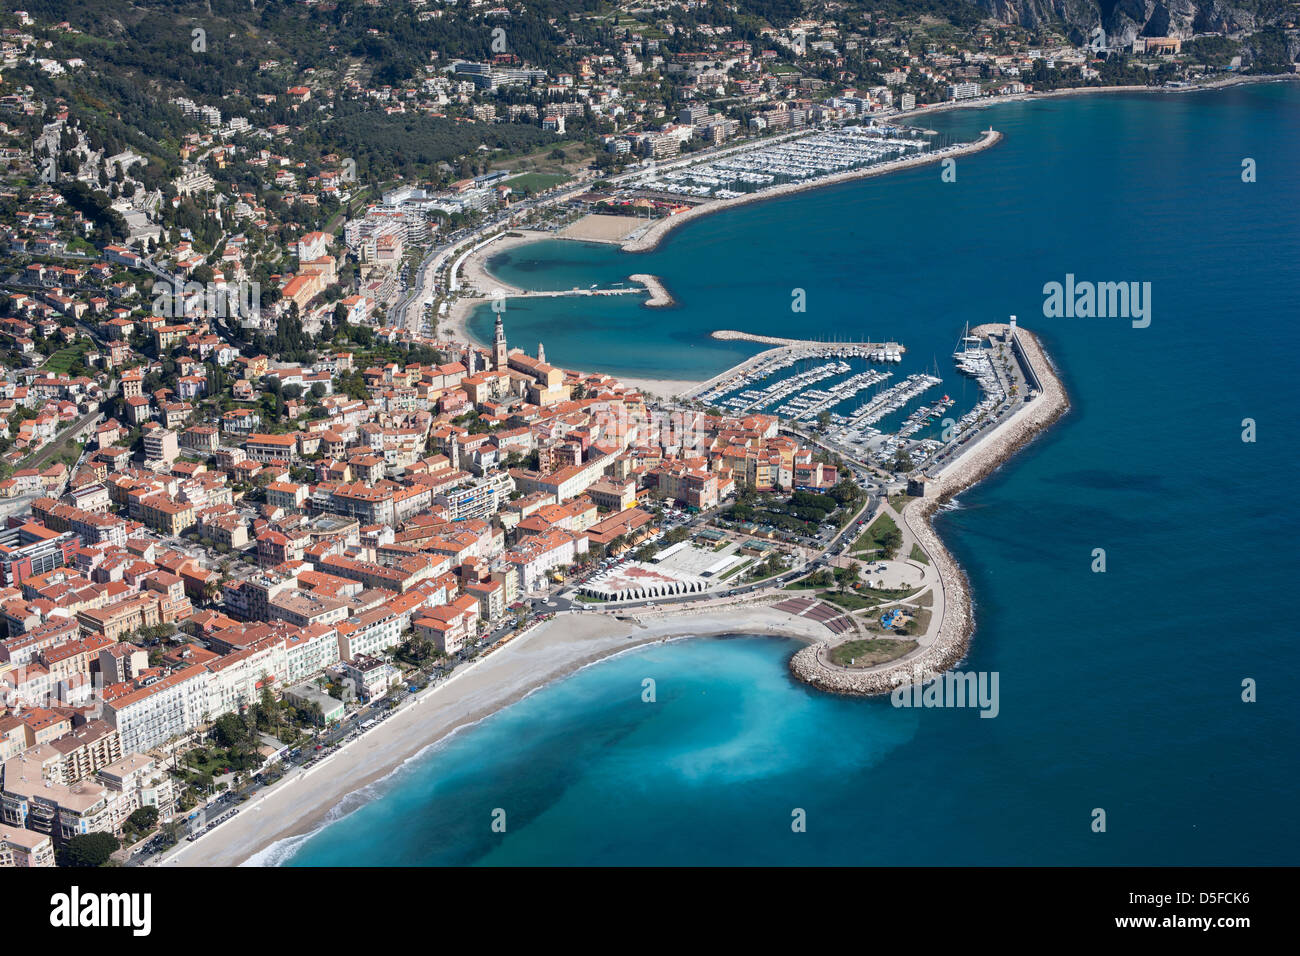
[102,663,210,754]
[203,636,284,718]
[335,606,403,660]
[280,623,342,686]
[74,593,159,640]
[320,553,444,594]
[510,453,608,503]
[586,478,637,513]
[143,427,179,465]
[137,493,197,536]
[43,720,123,783]
[502,528,588,593]
[268,589,349,629]
[245,432,299,463]
[422,469,507,520]
[0,824,55,866]
[97,753,176,820]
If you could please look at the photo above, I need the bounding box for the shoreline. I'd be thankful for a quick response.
[438,229,545,345]
[164,604,828,867]
[440,72,1296,352]
[896,71,1299,125]
[619,128,1002,254]
[788,324,1070,695]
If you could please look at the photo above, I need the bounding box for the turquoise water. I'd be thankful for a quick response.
[287,84,1300,865]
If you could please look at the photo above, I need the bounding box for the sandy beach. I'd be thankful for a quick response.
[556,213,644,243]
[441,230,695,396]
[164,604,825,867]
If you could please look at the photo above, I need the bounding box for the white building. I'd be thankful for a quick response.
[102,664,211,754]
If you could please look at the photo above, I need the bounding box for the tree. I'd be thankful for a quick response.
[60,832,120,867]
[127,805,159,832]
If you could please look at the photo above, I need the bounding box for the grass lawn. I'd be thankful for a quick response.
[830,638,917,667]
[44,341,92,374]
[818,589,878,612]
[851,512,900,558]
[910,543,929,564]
[904,608,932,635]
[505,172,571,194]
[888,494,915,513]
[718,558,752,581]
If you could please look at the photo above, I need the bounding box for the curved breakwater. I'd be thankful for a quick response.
[620,129,1002,254]
[789,325,1070,695]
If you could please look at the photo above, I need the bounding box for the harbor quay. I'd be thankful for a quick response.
[634,316,1067,699]
[682,336,908,406]
[786,323,1070,696]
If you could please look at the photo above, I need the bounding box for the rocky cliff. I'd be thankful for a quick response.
[974,0,1284,48]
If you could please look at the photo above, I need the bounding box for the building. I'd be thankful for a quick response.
[283,682,345,725]
[245,432,299,463]
[339,654,398,702]
[433,472,514,522]
[101,664,210,754]
[0,824,55,866]
[586,478,637,513]
[502,528,588,593]
[143,427,179,465]
[334,606,403,660]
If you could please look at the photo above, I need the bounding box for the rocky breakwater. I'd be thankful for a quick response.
[629,274,675,308]
[789,324,1070,696]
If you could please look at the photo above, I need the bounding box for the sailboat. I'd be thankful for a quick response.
[953,321,982,360]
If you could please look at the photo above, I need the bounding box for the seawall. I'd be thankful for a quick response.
[789,325,1069,695]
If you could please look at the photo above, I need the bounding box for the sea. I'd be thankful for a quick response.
[280,82,1300,865]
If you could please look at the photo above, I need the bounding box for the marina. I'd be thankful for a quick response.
[686,338,907,406]
[626,125,934,200]
[679,319,1036,475]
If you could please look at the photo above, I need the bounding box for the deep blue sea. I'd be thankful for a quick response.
[284,84,1300,865]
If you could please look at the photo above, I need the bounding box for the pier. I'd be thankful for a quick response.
[684,335,907,403]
